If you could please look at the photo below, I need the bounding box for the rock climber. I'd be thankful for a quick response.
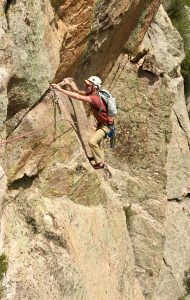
[51,76,114,169]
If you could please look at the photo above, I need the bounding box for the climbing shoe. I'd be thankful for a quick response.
[93,163,105,169]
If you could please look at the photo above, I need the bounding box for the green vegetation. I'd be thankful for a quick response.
[168,0,190,96]
[165,0,190,17]
[0,254,8,281]
[93,0,102,17]
[0,254,8,298]
[181,50,190,96]
[123,205,136,228]
[170,1,190,48]
[178,296,186,300]
[184,268,190,294]
[178,268,190,300]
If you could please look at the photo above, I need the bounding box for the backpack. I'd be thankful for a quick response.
[98,89,117,117]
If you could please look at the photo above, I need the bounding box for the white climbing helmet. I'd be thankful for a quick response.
[85,76,102,89]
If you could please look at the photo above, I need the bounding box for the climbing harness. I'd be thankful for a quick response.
[106,123,116,149]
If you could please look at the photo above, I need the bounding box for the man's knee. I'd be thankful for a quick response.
[89,138,96,148]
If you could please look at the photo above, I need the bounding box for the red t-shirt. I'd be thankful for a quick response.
[90,95,113,125]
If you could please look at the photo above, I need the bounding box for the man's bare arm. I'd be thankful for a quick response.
[59,78,86,95]
[69,88,85,95]
[51,84,92,103]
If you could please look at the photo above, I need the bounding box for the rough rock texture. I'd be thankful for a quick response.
[153,200,190,300]
[6,0,63,121]
[104,52,173,298]
[72,0,161,83]
[0,8,9,156]
[142,5,190,300]
[1,190,143,300]
[0,1,162,299]
[1,1,190,300]
[143,5,190,201]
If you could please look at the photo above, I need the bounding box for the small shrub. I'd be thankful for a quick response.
[184,0,190,7]
[178,296,186,300]
[181,50,190,97]
[168,1,190,97]
[0,254,8,281]
[0,254,8,299]
[123,205,136,228]
[0,285,5,298]
[184,268,190,294]
[177,268,190,300]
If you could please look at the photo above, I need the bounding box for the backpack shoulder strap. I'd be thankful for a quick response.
[98,95,103,114]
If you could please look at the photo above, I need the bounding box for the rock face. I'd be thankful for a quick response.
[142,4,190,300]
[1,1,190,300]
[149,5,190,300]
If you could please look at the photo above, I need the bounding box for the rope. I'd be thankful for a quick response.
[0,86,136,148]
[0,121,55,146]
[0,88,95,147]
[0,87,115,181]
